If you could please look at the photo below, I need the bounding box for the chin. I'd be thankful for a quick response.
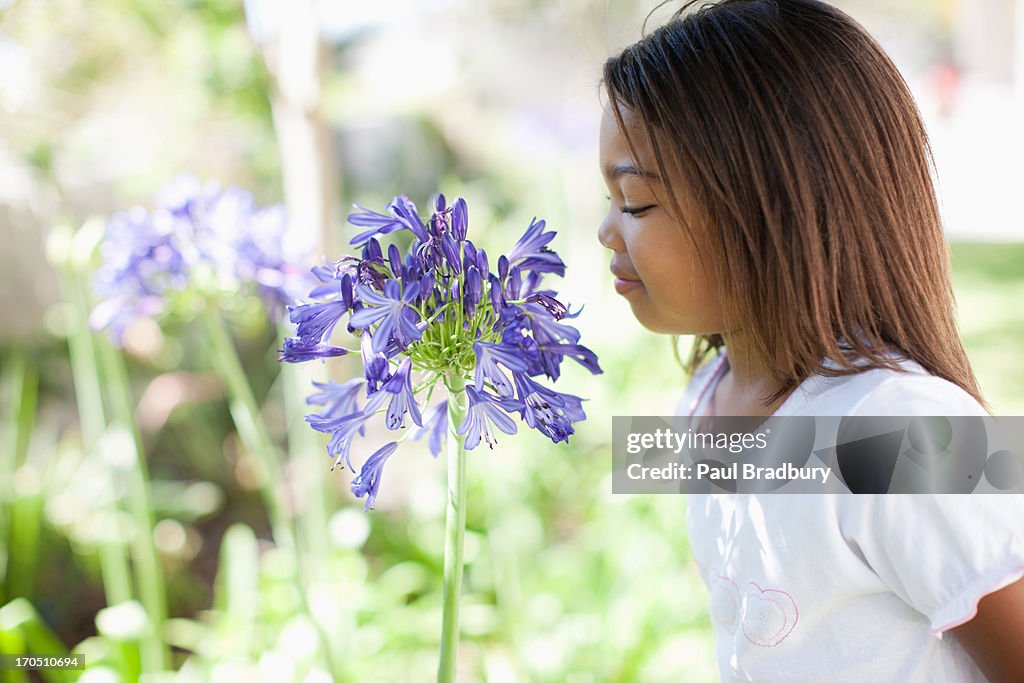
[629,308,682,335]
[630,304,718,336]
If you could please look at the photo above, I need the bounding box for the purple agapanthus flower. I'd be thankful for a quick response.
[457,384,522,450]
[306,378,365,423]
[361,330,391,393]
[512,372,586,444]
[347,204,407,245]
[390,195,430,242]
[278,338,349,363]
[287,299,350,346]
[507,217,566,277]
[280,192,601,508]
[350,441,399,510]
[525,293,570,320]
[317,412,374,472]
[349,281,423,354]
[382,357,423,430]
[309,389,390,471]
[411,400,448,458]
[91,174,313,344]
[89,207,189,342]
[473,341,529,398]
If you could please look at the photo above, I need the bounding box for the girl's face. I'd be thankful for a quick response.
[597,106,725,335]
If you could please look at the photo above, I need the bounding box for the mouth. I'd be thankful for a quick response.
[610,264,643,295]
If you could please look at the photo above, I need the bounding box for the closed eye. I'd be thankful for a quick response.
[621,204,655,216]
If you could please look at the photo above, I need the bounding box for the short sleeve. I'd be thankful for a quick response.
[847,373,988,417]
[838,494,1024,639]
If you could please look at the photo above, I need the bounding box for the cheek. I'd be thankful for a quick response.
[631,238,725,333]
[633,235,699,293]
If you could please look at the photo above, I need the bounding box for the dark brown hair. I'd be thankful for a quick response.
[603,0,985,409]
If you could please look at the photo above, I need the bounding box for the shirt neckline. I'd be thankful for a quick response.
[689,349,812,419]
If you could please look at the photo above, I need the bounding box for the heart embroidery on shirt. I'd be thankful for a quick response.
[741,582,799,647]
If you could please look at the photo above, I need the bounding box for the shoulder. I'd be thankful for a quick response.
[786,357,986,417]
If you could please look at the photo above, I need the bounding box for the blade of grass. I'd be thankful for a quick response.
[0,599,74,683]
[4,477,42,603]
[63,267,133,606]
[0,348,33,606]
[279,357,345,667]
[93,337,169,673]
[215,524,258,657]
[51,220,168,673]
[94,601,148,682]
[2,351,40,604]
[12,352,37,470]
[200,310,295,547]
[280,359,329,568]
[0,610,29,683]
[200,308,342,680]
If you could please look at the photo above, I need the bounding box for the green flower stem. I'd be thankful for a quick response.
[200,309,342,681]
[94,327,169,673]
[200,310,294,550]
[438,372,467,683]
[64,269,133,607]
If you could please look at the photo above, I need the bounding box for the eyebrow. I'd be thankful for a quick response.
[605,163,662,182]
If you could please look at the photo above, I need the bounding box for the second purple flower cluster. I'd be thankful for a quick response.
[90,175,311,343]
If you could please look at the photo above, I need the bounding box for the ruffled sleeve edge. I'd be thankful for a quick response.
[928,562,1024,640]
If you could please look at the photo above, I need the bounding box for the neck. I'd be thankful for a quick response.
[716,330,789,416]
[720,330,767,388]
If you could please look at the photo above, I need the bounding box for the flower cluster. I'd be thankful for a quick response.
[90,175,310,343]
[281,194,601,509]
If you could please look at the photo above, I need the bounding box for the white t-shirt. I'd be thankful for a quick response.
[680,351,1024,682]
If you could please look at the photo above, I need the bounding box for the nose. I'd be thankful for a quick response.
[598,211,625,252]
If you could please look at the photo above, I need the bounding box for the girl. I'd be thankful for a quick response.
[597,0,1024,680]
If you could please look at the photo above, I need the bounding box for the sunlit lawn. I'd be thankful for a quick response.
[950,241,1024,415]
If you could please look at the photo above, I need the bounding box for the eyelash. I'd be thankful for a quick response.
[605,195,654,217]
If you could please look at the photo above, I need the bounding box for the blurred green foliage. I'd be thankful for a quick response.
[1,240,1018,682]
[950,242,1024,415]
[0,0,1020,682]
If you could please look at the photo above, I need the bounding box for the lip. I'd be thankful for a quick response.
[610,264,643,295]
[610,263,643,295]
[613,277,643,295]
